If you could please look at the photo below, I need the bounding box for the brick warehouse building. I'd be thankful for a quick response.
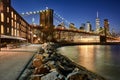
[0,0,32,46]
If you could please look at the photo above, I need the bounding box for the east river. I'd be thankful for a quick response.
[58,45,120,80]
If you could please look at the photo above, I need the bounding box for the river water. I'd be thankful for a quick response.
[58,45,120,80]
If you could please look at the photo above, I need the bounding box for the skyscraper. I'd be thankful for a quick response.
[86,21,92,32]
[96,11,100,33]
[79,23,85,31]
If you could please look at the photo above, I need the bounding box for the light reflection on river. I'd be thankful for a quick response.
[58,45,120,80]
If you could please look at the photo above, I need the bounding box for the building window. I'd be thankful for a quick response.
[15,29,17,36]
[11,28,14,36]
[7,17,9,23]
[7,7,9,12]
[11,19,13,26]
[0,2,3,11]
[1,13,4,22]
[7,27,9,33]
[1,25,4,34]
[17,23,19,28]
[14,14,16,20]
[11,11,13,18]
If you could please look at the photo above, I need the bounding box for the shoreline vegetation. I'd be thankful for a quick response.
[19,42,106,80]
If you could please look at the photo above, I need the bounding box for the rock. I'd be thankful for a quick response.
[32,58,43,68]
[38,47,45,54]
[41,70,64,80]
[30,74,43,80]
[30,76,40,80]
[34,65,50,74]
[54,61,74,77]
[67,72,91,80]
[34,54,43,60]
[46,61,55,70]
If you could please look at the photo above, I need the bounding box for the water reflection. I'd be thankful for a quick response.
[58,45,120,80]
[78,45,95,71]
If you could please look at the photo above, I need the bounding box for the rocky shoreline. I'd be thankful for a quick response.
[19,42,106,80]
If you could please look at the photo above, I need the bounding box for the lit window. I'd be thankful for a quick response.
[17,30,19,36]
[14,14,16,20]
[1,13,4,22]
[11,28,14,36]
[15,22,16,28]
[17,23,19,28]
[7,7,9,12]
[15,29,17,36]
[1,25,4,34]
[7,27,9,33]
[11,11,13,18]
[7,17,9,23]
[11,19,13,26]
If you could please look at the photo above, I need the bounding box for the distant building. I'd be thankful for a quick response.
[0,0,32,43]
[69,23,76,29]
[56,22,66,29]
[96,11,100,32]
[86,21,92,32]
[79,23,85,31]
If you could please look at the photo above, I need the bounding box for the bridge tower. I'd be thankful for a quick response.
[100,19,109,43]
[40,8,54,42]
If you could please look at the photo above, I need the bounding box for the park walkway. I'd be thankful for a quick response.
[0,44,41,80]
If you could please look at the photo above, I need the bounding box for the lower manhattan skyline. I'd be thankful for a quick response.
[1,1,120,80]
[12,0,120,33]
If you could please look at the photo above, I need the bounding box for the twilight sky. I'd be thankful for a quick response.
[12,0,120,32]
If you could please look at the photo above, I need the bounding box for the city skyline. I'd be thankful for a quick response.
[12,0,120,32]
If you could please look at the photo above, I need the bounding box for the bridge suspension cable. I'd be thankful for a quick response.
[54,11,70,28]
[20,9,71,28]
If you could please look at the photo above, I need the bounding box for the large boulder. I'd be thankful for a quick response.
[67,72,90,80]
[34,65,50,74]
[34,54,43,60]
[32,58,43,68]
[41,70,64,80]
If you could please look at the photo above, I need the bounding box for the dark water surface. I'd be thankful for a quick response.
[58,45,120,80]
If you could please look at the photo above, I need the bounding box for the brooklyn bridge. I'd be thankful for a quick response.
[21,8,119,44]
[0,0,120,47]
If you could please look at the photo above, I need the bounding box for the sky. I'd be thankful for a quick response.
[11,0,120,33]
